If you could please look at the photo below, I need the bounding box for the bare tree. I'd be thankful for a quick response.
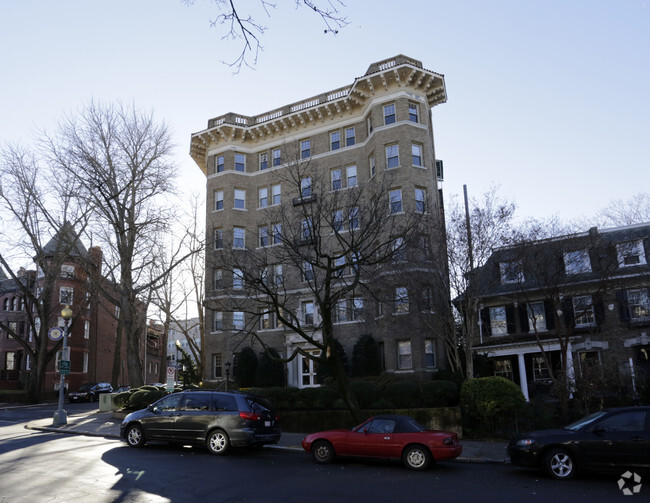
[206,156,432,420]
[0,143,89,402]
[44,101,198,387]
[597,192,650,228]
[184,0,348,72]
[446,186,518,378]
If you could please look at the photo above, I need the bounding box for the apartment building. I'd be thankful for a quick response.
[472,223,650,401]
[190,55,451,388]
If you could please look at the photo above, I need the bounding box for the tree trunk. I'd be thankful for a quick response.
[111,324,123,389]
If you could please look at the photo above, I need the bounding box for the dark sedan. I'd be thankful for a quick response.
[301,414,462,470]
[68,382,113,403]
[508,406,650,480]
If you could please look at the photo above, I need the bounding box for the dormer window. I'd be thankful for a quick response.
[616,239,646,267]
[500,261,524,284]
[564,249,591,274]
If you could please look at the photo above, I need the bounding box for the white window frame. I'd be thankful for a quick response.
[330,131,340,150]
[302,300,314,325]
[259,152,268,170]
[408,102,419,123]
[213,228,223,250]
[628,288,650,320]
[272,148,282,166]
[272,184,281,205]
[301,177,312,198]
[394,286,409,314]
[369,154,376,178]
[331,169,342,191]
[216,154,225,173]
[617,239,647,267]
[59,286,74,305]
[346,165,357,188]
[389,189,402,214]
[424,339,435,367]
[84,320,90,339]
[415,188,426,213]
[490,306,508,336]
[233,227,245,249]
[386,144,399,169]
[82,352,89,373]
[259,187,268,208]
[345,127,355,146]
[234,188,246,210]
[213,269,223,290]
[383,103,396,125]
[259,225,269,247]
[213,311,223,331]
[234,152,246,172]
[573,295,596,327]
[233,311,245,331]
[397,340,412,369]
[300,139,311,159]
[527,301,547,332]
[214,190,224,211]
[411,143,422,167]
[232,268,244,290]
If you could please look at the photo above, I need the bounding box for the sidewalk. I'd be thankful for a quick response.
[24,409,509,464]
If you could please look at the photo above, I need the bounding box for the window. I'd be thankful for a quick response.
[367,114,373,134]
[386,144,399,169]
[532,356,550,381]
[302,217,313,241]
[331,169,342,191]
[330,131,340,150]
[259,225,269,247]
[333,210,344,232]
[216,155,225,173]
[389,189,402,214]
[259,187,268,208]
[302,300,314,325]
[345,127,355,146]
[84,320,90,339]
[393,237,406,261]
[408,102,419,123]
[61,264,75,278]
[397,340,412,369]
[334,255,346,277]
[351,297,364,321]
[214,190,224,211]
[421,285,433,312]
[301,177,312,198]
[334,299,347,323]
[213,228,223,250]
[234,189,246,209]
[628,289,650,320]
[259,152,268,170]
[5,351,15,371]
[233,312,245,330]
[369,154,376,178]
[60,286,74,305]
[272,184,281,205]
[272,223,282,245]
[303,261,314,281]
[259,311,274,330]
[235,153,246,172]
[213,269,223,290]
[272,148,282,166]
[527,301,547,332]
[394,287,409,314]
[564,250,591,274]
[233,227,245,249]
[415,188,426,213]
[83,352,89,373]
[300,349,320,388]
[424,339,435,367]
[411,144,422,166]
[213,311,223,331]
[490,306,507,336]
[500,261,524,284]
[300,139,311,159]
[346,165,357,188]
[617,239,646,267]
[233,268,244,290]
[349,207,359,230]
[384,103,396,125]
[573,295,595,326]
[494,359,513,380]
[274,264,283,286]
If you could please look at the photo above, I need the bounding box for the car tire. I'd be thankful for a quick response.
[311,440,335,464]
[207,429,230,455]
[544,448,576,480]
[403,445,431,470]
[125,424,146,448]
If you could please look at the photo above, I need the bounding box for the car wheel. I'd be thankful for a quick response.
[544,448,575,480]
[311,440,335,464]
[403,445,431,470]
[88,394,95,403]
[207,429,230,455]
[125,424,145,448]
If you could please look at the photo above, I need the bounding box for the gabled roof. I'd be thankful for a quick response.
[40,222,88,260]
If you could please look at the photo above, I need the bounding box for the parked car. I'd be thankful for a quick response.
[301,414,462,470]
[508,406,650,480]
[68,382,113,403]
[120,390,281,455]
[115,385,131,393]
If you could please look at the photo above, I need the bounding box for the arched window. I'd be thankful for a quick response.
[11,297,18,311]
[2,298,8,311]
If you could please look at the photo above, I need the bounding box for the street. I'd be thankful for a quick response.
[0,404,644,502]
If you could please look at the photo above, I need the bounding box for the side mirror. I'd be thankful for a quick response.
[363,427,369,434]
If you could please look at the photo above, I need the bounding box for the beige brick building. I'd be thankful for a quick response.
[190,55,451,388]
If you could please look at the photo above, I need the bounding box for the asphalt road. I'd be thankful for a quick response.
[0,404,644,502]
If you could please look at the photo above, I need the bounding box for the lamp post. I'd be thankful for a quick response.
[225,361,231,391]
[175,340,181,387]
[53,305,73,425]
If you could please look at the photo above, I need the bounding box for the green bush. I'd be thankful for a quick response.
[126,389,168,410]
[255,348,285,387]
[113,391,132,409]
[251,386,299,410]
[350,380,382,408]
[420,380,459,407]
[460,377,526,438]
[384,381,421,408]
[236,347,258,387]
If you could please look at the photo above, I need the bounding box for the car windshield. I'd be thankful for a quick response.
[564,411,608,431]
[77,384,94,392]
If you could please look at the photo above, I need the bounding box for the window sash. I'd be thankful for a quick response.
[573,295,595,326]
[490,306,507,335]
[331,169,342,191]
[389,189,402,214]
[259,187,268,208]
[345,127,355,146]
[628,289,650,319]
[330,131,340,150]
[527,302,547,332]
[259,152,268,170]
[397,340,412,369]
[409,103,419,123]
[216,155,225,173]
[412,144,422,166]
[300,140,311,159]
[272,184,281,205]
[272,149,282,166]
[233,227,245,248]
[386,145,399,169]
[235,153,246,172]
[346,165,357,187]
[415,188,425,213]
[234,189,246,209]
[214,190,224,211]
[384,104,396,125]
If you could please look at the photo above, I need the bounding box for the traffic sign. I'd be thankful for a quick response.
[59,360,71,375]
[48,327,64,342]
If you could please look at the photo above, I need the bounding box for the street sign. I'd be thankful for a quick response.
[48,327,64,342]
[165,366,175,391]
[59,360,71,375]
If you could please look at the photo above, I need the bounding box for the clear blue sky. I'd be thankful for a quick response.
[1,1,648,225]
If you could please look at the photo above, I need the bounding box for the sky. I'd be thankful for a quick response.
[1,0,649,227]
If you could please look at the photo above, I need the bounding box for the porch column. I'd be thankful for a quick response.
[565,343,575,398]
[517,353,530,401]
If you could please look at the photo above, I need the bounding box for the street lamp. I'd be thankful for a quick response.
[225,361,231,391]
[53,305,73,425]
[175,340,181,387]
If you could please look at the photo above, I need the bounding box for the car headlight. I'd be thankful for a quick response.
[516,439,534,447]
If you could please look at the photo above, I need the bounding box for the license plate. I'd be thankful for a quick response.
[265,421,271,427]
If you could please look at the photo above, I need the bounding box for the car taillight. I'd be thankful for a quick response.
[443,436,456,446]
[239,411,261,421]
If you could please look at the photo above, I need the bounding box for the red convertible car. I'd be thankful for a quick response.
[301,414,462,470]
